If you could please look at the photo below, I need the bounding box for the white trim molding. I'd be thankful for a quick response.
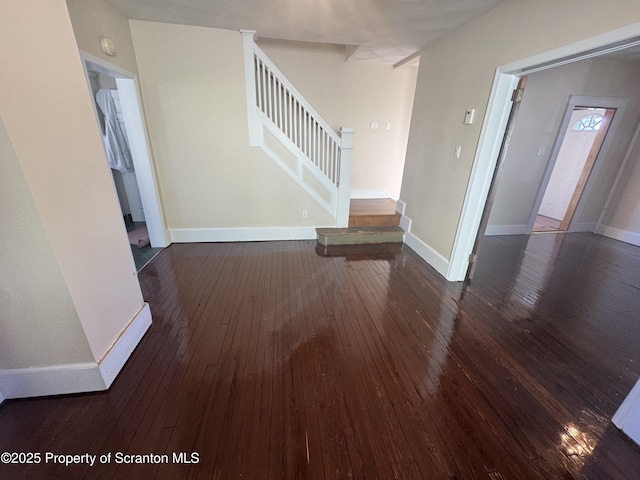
[570,222,596,233]
[447,71,519,281]
[0,303,152,399]
[404,232,450,278]
[350,190,392,199]
[169,226,325,243]
[99,303,152,387]
[0,363,105,400]
[485,224,528,236]
[613,378,640,447]
[399,214,412,233]
[597,225,640,247]
[0,388,5,405]
[396,206,447,276]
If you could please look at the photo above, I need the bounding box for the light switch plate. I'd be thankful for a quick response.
[464,109,475,125]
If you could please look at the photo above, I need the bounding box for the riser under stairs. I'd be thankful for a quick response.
[317,199,404,248]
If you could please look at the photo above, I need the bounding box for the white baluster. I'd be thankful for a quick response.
[278,79,282,130]
[293,100,297,147]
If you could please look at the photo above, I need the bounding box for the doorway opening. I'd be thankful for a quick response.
[81,52,168,271]
[533,107,616,233]
[448,29,640,282]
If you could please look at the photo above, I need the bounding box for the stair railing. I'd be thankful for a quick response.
[241,30,352,226]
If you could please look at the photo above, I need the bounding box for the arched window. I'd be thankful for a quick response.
[572,114,604,131]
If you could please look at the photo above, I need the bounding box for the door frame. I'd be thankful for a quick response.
[79,51,168,248]
[447,23,640,282]
[525,97,626,234]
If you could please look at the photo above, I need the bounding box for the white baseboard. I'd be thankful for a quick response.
[0,389,5,405]
[399,213,412,233]
[0,363,105,400]
[169,226,323,243]
[99,302,152,387]
[396,200,406,215]
[350,190,392,199]
[397,209,449,279]
[570,221,595,233]
[596,225,640,247]
[403,231,450,279]
[613,378,640,447]
[485,224,528,236]
[0,303,152,400]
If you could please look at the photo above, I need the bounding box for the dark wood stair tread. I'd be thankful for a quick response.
[348,198,401,227]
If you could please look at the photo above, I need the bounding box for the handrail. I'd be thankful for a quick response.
[252,44,341,185]
[252,43,342,146]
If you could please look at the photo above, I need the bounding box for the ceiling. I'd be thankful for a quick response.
[107,0,505,66]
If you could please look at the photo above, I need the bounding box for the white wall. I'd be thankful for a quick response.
[129,21,336,235]
[400,0,640,261]
[0,0,147,396]
[257,39,418,199]
[487,58,640,233]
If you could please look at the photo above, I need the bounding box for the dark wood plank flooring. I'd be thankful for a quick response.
[1,233,640,479]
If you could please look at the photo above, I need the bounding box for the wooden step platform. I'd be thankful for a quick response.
[316,226,404,246]
[349,198,401,227]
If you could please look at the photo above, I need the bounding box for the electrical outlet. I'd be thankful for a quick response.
[370,121,378,129]
[454,146,462,158]
[302,210,308,218]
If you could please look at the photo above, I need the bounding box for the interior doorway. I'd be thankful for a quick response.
[533,106,616,233]
[80,52,168,270]
[447,29,640,282]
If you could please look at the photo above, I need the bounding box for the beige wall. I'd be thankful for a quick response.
[488,58,640,229]
[400,0,640,259]
[0,0,145,362]
[0,114,94,369]
[607,135,640,235]
[129,21,335,229]
[66,0,138,73]
[258,39,418,199]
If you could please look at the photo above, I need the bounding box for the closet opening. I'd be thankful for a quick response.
[82,53,168,271]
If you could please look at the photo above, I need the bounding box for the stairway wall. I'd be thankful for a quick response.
[129,21,335,239]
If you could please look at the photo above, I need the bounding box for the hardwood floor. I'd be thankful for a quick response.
[1,233,640,479]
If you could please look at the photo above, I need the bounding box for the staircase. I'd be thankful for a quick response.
[316,198,404,248]
[241,31,353,227]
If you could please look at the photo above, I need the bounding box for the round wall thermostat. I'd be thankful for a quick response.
[100,36,117,56]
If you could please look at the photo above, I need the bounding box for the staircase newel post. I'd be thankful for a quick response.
[241,30,259,147]
[337,127,354,227]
